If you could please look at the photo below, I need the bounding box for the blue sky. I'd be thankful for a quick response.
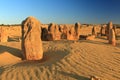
[0,0,120,24]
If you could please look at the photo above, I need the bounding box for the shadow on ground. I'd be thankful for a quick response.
[78,39,108,46]
[12,49,69,67]
[0,45,22,58]
[58,71,90,80]
[0,67,4,75]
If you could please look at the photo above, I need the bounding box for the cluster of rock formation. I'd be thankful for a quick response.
[41,22,81,41]
[21,16,43,60]
[0,19,117,45]
[0,16,118,61]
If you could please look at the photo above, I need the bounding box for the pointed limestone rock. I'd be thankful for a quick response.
[21,16,43,60]
[54,25,61,40]
[109,29,116,46]
[106,21,113,40]
[67,26,75,40]
[61,25,68,39]
[47,23,55,40]
[100,25,106,36]
[75,22,81,40]
[92,26,97,36]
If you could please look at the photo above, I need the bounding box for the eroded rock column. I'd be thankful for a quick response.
[106,21,113,40]
[109,29,116,46]
[21,16,43,60]
[75,22,81,40]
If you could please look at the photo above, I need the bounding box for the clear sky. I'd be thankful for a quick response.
[0,0,120,24]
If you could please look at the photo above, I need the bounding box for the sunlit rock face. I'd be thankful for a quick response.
[106,21,113,40]
[21,16,43,60]
[47,23,61,40]
[0,27,8,42]
[109,29,116,46]
[61,25,68,39]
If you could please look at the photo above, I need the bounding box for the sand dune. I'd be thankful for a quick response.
[0,38,120,80]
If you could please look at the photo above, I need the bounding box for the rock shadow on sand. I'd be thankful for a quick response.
[0,66,5,77]
[12,49,69,67]
[0,45,22,58]
[58,71,89,80]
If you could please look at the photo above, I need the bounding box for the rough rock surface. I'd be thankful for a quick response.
[106,21,113,40]
[54,25,61,40]
[75,22,81,40]
[100,25,106,36]
[61,25,68,39]
[92,26,97,36]
[48,23,55,40]
[67,26,75,40]
[109,29,116,46]
[0,27,8,42]
[21,16,43,60]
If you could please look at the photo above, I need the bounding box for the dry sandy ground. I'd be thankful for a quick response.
[0,38,120,80]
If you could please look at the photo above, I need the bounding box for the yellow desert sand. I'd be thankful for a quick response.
[0,38,120,80]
